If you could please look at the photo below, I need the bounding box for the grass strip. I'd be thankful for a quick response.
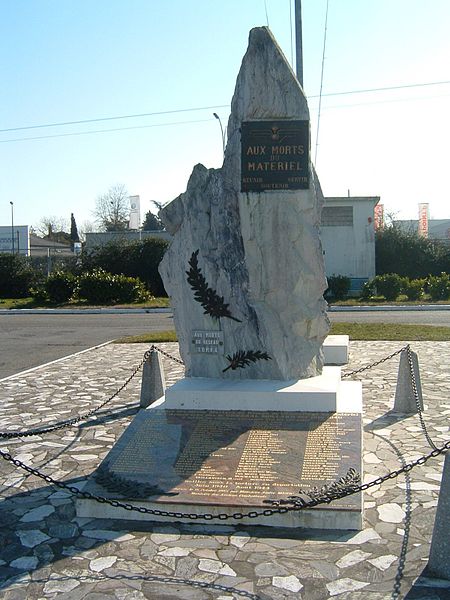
[114,323,450,344]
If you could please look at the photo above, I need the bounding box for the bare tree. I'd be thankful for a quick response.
[35,216,69,239]
[93,183,130,231]
[78,220,96,243]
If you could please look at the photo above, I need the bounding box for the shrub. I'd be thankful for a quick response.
[81,237,169,296]
[372,273,403,301]
[401,278,425,301]
[427,272,450,301]
[45,271,77,304]
[77,268,150,304]
[0,254,35,298]
[360,279,376,301]
[326,275,351,300]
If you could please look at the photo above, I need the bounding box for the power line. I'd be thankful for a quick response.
[0,104,229,134]
[315,0,330,165]
[1,80,449,135]
[0,117,212,144]
[311,79,450,99]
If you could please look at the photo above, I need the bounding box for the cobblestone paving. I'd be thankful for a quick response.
[0,341,449,599]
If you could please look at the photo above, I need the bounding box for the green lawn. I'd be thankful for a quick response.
[0,297,170,310]
[114,323,450,344]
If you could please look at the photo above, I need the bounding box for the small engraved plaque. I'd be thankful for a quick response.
[191,330,224,355]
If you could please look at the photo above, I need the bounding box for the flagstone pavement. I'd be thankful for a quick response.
[0,340,449,599]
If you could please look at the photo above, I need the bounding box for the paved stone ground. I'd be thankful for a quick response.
[0,341,449,599]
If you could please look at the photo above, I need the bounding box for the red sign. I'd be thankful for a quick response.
[374,204,384,230]
[418,203,429,238]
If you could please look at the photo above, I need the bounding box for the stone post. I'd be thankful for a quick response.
[140,349,166,408]
[427,452,450,580]
[393,348,424,413]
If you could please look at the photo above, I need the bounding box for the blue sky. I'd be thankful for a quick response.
[1,0,449,233]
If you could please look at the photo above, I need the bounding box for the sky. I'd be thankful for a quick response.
[1,0,450,234]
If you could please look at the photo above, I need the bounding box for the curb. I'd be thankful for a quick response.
[329,305,450,312]
[0,308,173,315]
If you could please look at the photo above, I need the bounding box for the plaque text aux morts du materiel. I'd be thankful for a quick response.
[241,120,309,192]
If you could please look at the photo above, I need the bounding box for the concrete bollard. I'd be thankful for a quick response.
[393,348,424,413]
[427,452,450,580]
[140,349,166,408]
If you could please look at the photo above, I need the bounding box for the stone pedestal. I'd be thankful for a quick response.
[427,452,450,580]
[164,369,361,413]
[322,335,349,366]
[140,349,166,409]
[393,349,424,413]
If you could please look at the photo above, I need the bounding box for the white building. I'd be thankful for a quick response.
[0,225,30,256]
[321,196,380,293]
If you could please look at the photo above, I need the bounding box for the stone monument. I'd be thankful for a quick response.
[77,27,363,530]
[160,27,329,381]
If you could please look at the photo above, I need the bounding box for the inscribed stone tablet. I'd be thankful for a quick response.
[100,409,361,511]
[191,330,225,355]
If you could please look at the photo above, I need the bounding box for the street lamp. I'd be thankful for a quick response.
[9,201,14,254]
[213,113,226,157]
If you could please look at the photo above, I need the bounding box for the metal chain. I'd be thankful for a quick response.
[0,344,182,440]
[1,440,448,521]
[405,345,439,451]
[0,350,152,440]
[342,345,408,378]
[149,344,184,366]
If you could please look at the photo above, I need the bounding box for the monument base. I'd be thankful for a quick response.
[77,400,363,530]
[163,368,361,413]
[323,335,349,365]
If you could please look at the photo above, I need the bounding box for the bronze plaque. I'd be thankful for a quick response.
[241,120,309,192]
[101,409,361,511]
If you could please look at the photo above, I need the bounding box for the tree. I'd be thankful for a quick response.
[35,216,69,241]
[93,183,130,231]
[376,222,450,278]
[70,213,80,246]
[142,211,164,231]
[78,220,96,242]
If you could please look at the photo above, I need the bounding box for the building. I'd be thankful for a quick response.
[0,225,30,256]
[29,234,74,257]
[321,196,380,293]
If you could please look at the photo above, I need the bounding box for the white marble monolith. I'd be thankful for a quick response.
[427,452,450,580]
[140,350,166,408]
[393,349,424,413]
[159,27,329,381]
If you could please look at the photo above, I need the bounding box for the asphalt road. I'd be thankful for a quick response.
[1,309,449,379]
[0,312,174,380]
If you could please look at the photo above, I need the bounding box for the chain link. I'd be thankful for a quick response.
[1,439,448,521]
[148,344,185,366]
[0,344,183,440]
[0,351,151,440]
[405,345,439,451]
[342,345,408,378]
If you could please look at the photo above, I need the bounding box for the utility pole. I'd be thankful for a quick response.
[295,0,303,88]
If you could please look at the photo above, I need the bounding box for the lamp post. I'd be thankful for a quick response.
[213,113,226,157]
[9,201,14,254]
